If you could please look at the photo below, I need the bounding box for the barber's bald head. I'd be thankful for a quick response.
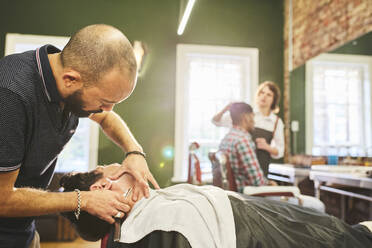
[61,24,137,85]
[56,24,138,117]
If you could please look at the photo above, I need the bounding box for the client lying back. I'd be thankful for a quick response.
[60,164,372,248]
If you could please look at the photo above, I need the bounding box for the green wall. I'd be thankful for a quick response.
[331,32,372,56]
[290,31,372,155]
[0,0,283,187]
[289,66,306,154]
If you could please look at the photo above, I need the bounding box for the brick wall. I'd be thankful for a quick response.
[283,0,372,159]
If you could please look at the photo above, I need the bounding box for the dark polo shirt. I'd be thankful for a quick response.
[0,45,79,247]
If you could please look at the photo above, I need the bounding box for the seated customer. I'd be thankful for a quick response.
[59,164,372,248]
[219,102,324,212]
[219,102,270,192]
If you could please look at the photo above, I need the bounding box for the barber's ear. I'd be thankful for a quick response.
[62,70,83,89]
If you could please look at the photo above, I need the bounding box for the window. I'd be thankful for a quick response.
[174,44,258,182]
[5,33,99,172]
[306,53,372,157]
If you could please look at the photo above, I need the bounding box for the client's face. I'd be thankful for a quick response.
[90,164,135,196]
[243,112,255,133]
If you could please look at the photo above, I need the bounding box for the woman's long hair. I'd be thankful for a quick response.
[256,81,281,114]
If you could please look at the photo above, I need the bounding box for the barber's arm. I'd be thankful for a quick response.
[90,111,160,201]
[270,118,284,159]
[0,169,130,224]
[255,138,279,156]
[256,118,284,159]
[0,91,130,223]
[212,103,233,127]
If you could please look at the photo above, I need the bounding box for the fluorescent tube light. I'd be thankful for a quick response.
[177,0,196,35]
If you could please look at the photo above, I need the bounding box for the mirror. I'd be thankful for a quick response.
[290,31,372,157]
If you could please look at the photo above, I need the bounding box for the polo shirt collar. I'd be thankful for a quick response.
[36,45,63,103]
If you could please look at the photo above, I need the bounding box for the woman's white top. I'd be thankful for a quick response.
[212,109,284,159]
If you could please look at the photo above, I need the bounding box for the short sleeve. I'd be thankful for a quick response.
[0,88,27,171]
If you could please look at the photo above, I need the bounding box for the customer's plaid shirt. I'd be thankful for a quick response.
[219,126,267,192]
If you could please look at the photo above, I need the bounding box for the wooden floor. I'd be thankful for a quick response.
[41,238,100,248]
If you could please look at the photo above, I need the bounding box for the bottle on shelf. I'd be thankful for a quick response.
[327,146,338,166]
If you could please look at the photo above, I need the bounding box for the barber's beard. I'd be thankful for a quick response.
[64,90,102,118]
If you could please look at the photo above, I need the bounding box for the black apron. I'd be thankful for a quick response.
[251,117,279,176]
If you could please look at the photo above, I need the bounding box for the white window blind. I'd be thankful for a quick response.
[174,44,258,182]
[306,54,372,157]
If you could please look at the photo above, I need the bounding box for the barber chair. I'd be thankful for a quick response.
[208,151,325,211]
[187,142,202,185]
[101,234,109,248]
[209,151,237,191]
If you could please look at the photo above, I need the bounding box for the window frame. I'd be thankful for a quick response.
[5,33,99,171]
[173,44,259,182]
[305,53,372,155]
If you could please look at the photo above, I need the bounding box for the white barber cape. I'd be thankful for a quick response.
[120,183,236,248]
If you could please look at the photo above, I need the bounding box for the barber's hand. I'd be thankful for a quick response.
[109,155,160,201]
[255,138,270,151]
[82,190,131,224]
[223,103,233,113]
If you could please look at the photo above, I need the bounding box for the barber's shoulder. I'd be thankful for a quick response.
[0,51,35,78]
[0,53,38,104]
[0,87,30,109]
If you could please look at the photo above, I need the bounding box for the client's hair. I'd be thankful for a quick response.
[59,171,112,241]
[229,102,253,125]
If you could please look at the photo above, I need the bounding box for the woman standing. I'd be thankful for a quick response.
[212,81,284,176]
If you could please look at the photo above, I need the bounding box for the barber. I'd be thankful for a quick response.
[0,24,159,248]
[212,81,284,176]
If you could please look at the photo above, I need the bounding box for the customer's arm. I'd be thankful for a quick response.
[0,169,131,224]
[235,140,268,187]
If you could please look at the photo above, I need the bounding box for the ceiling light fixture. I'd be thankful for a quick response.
[177,0,196,35]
